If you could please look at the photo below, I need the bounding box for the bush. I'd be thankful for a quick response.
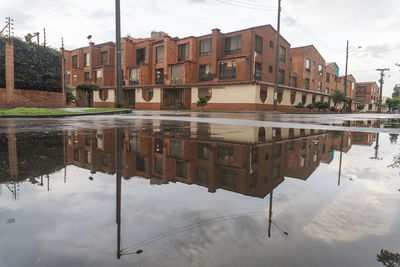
[295,102,305,109]
[13,38,62,92]
[306,103,314,109]
[0,37,5,88]
[357,104,365,111]
[197,97,208,111]
[329,106,336,112]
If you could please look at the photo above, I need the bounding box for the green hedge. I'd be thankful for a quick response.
[0,37,5,88]
[13,38,62,92]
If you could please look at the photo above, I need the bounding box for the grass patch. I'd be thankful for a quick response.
[0,107,127,116]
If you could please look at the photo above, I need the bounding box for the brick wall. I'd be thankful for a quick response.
[0,39,65,108]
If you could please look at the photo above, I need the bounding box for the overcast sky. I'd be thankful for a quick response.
[1,0,399,96]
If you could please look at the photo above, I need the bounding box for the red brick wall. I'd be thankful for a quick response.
[0,39,65,108]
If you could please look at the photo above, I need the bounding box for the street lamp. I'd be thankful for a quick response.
[343,41,361,113]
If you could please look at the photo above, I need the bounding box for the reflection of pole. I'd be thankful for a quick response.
[374,133,380,159]
[47,174,50,191]
[268,190,273,238]
[338,133,343,186]
[116,127,124,259]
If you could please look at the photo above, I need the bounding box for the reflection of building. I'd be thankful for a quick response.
[353,132,376,146]
[65,129,117,174]
[0,121,379,200]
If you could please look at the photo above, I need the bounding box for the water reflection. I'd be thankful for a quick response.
[0,121,382,259]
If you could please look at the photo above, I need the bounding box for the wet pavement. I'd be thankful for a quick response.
[0,112,399,267]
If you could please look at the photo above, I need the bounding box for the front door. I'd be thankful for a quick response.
[162,88,183,109]
[124,90,135,109]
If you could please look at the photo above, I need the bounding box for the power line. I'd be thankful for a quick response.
[213,0,277,11]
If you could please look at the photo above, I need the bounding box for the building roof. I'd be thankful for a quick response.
[290,44,325,62]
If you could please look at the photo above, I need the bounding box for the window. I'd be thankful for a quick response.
[129,133,139,152]
[198,88,211,101]
[260,87,267,103]
[136,48,146,65]
[268,66,273,73]
[121,50,124,66]
[170,140,182,158]
[199,39,212,56]
[318,64,323,76]
[269,41,274,48]
[272,165,280,179]
[136,155,145,171]
[326,73,330,83]
[273,143,281,158]
[254,62,262,81]
[178,43,189,61]
[250,172,257,188]
[255,35,263,54]
[155,138,163,153]
[313,150,318,162]
[155,158,163,175]
[171,65,183,84]
[356,96,366,102]
[197,143,210,160]
[305,59,311,71]
[278,69,285,84]
[225,35,241,54]
[197,166,209,183]
[300,155,306,167]
[95,69,103,85]
[84,150,91,164]
[290,76,297,87]
[357,86,367,93]
[219,60,236,80]
[325,88,329,94]
[155,46,164,63]
[102,154,109,167]
[65,71,71,85]
[305,78,310,90]
[101,51,108,65]
[155,68,164,84]
[73,150,79,161]
[84,72,90,82]
[84,53,90,67]
[72,55,77,67]
[217,146,234,165]
[221,169,237,187]
[176,161,188,178]
[251,147,258,164]
[129,68,139,85]
[287,140,294,151]
[279,46,286,62]
[199,64,212,81]
[142,89,153,102]
[318,81,322,91]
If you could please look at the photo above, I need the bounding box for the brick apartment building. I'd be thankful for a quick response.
[355,82,380,112]
[64,25,335,112]
[62,24,380,112]
[290,45,326,93]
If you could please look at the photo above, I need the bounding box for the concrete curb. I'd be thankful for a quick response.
[0,109,132,118]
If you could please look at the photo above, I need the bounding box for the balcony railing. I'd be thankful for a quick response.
[171,78,183,85]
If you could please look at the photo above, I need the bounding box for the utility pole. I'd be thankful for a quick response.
[115,0,123,108]
[43,28,46,47]
[343,40,349,113]
[273,0,282,112]
[376,68,390,113]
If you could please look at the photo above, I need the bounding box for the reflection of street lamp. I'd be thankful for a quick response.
[343,41,362,113]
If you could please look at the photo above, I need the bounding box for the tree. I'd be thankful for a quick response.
[65,85,75,105]
[76,83,99,107]
[197,97,208,111]
[376,249,400,267]
[357,104,365,111]
[332,90,347,107]
[392,84,400,97]
[385,97,400,112]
